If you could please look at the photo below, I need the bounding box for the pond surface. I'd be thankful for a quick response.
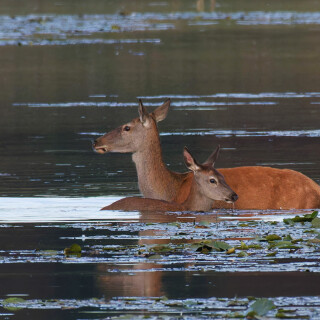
[0,0,320,318]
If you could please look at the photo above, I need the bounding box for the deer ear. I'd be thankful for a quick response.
[138,99,151,126]
[203,145,220,168]
[152,98,170,122]
[183,147,201,172]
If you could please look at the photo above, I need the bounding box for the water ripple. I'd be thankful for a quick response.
[1,11,320,45]
[79,129,320,138]
[139,92,320,99]
[12,100,277,108]
[13,91,320,110]
[161,129,320,138]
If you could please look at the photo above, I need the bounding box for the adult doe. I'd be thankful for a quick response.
[93,99,320,210]
[102,146,238,211]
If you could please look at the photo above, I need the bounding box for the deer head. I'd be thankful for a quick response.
[93,99,170,154]
[183,146,238,204]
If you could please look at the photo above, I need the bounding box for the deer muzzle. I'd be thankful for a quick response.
[93,140,109,154]
[225,192,239,203]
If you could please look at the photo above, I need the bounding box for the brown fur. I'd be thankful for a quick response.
[102,147,237,212]
[94,99,320,210]
[175,166,320,210]
[102,197,183,212]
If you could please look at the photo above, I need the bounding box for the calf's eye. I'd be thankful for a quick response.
[124,126,130,131]
[210,178,216,184]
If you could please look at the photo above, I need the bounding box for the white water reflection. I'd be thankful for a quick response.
[0,197,310,224]
[140,92,320,99]
[2,11,320,46]
[79,129,320,138]
[13,91,320,109]
[0,197,139,223]
[12,101,277,108]
[161,129,320,137]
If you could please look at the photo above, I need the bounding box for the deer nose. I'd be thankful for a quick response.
[231,192,238,202]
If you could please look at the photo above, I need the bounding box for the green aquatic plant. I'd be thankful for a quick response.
[64,243,82,257]
[284,211,318,225]
[246,298,276,317]
[2,297,25,311]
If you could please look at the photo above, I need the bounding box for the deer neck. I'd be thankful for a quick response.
[182,179,214,211]
[132,133,179,200]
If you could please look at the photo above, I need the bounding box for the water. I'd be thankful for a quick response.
[1,0,320,318]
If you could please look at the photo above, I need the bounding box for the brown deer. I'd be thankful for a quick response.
[102,146,238,211]
[93,99,320,210]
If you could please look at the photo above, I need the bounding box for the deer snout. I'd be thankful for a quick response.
[225,192,238,203]
[230,192,238,202]
[92,138,109,154]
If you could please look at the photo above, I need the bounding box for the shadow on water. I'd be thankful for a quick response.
[1,0,320,318]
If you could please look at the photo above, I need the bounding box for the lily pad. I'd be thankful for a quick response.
[247,298,275,317]
[3,297,25,311]
[227,247,236,255]
[196,244,212,254]
[311,217,320,228]
[266,234,282,241]
[212,241,232,251]
[284,211,318,224]
[64,243,82,257]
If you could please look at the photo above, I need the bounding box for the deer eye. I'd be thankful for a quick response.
[210,178,217,184]
[124,126,130,131]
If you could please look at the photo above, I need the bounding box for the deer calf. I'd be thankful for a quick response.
[102,146,238,212]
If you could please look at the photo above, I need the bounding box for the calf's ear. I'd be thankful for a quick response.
[183,147,201,172]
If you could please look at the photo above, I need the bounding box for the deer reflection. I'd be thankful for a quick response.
[196,0,216,12]
[95,210,224,298]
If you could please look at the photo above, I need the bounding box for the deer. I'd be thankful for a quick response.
[102,146,238,211]
[93,99,320,210]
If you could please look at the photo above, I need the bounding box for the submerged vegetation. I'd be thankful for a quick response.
[0,295,318,319]
[0,210,319,318]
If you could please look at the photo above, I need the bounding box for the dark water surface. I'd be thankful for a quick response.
[0,0,320,318]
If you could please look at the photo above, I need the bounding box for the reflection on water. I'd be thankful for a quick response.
[0,198,319,317]
[0,0,320,318]
[3,10,320,46]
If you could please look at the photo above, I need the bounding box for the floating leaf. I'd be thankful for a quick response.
[268,241,301,250]
[213,241,232,251]
[196,244,212,254]
[282,234,293,241]
[168,222,181,228]
[237,251,248,258]
[111,25,121,31]
[3,297,25,311]
[195,221,210,229]
[150,245,173,253]
[228,299,248,306]
[227,247,236,255]
[248,244,263,249]
[284,211,318,224]
[198,220,210,227]
[247,298,275,317]
[238,223,249,227]
[64,243,82,257]
[311,217,320,228]
[237,241,249,250]
[266,234,282,241]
